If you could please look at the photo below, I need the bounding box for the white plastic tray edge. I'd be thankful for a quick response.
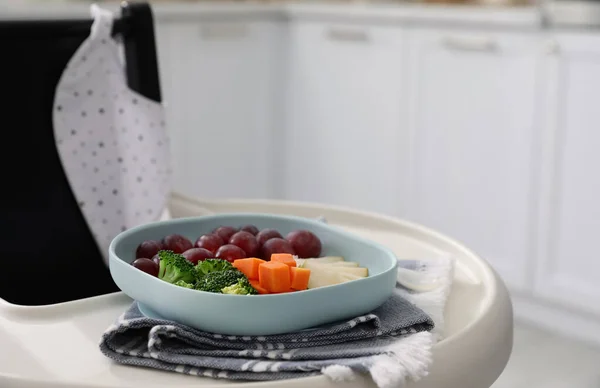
[0,194,513,388]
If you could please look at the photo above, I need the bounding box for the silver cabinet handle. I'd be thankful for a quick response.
[200,24,249,40]
[326,27,370,43]
[442,36,498,52]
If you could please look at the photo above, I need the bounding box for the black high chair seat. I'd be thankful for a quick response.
[0,2,162,305]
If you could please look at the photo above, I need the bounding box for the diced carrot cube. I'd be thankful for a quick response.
[271,253,296,267]
[290,267,311,291]
[232,257,265,280]
[272,288,296,294]
[249,279,269,295]
[258,262,291,293]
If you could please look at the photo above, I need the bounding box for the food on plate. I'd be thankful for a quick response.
[298,257,369,289]
[290,266,311,291]
[229,231,259,257]
[194,234,224,254]
[260,238,295,261]
[239,224,260,235]
[162,234,193,254]
[232,257,266,280]
[302,260,368,276]
[196,269,255,294]
[255,228,283,247]
[130,224,371,295]
[306,271,363,289]
[135,240,163,260]
[259,261,292,293]
[134,226,322,264]
[212,226,238,244]
[195,258,234,276]
[249,279,269,294]
[174,279,194,289]
[221,277,258,295]
[132,258,159,277]
[182,247,213,265]
[286,230,322,258]
[157,250,197,284]
[294,256,343,267]
[233,253,309,294]
[271,253,297,267]
[215,244,246,263]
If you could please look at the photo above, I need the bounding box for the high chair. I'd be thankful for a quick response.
[0,2,513,387]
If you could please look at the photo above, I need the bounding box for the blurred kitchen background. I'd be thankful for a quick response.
[3,0,600,386]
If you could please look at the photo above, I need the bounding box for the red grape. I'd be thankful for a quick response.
[132,258,159,277]
[162,234,193,254]
[240,225,259,235]
[213,226,238,243]
[260,238,295,261]
[182,248,213,265]
[151,254,160,266]
[229,231,259,257]
[215,244,246,263]
[135,240,162,259]
[256,228,283,247]
[286,230,322,258]
[195,234,224,254]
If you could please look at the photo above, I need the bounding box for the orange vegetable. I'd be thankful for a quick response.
[290,267,311,291]
[258,261,291,293]
[249,279,269,295]
[232,257,265,280]
[272,288,295,294]
[270,253,296,267]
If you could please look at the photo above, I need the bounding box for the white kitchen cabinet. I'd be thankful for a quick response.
[137,7,600,345]
[164,20,283,200]
[284,22,408,216]
[533,33,600,315]
[405,29,543,291]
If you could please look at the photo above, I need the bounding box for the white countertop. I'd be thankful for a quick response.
[0,1,543,28]
[286,2,541,28]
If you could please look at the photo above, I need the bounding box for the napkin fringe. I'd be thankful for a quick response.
[321,365,356,382]
[369,331,433,388]
[321,331,434,388]
[396,257,455,340]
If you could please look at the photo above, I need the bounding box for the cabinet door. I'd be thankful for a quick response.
[534,33,600,315]
[285,22,408,216]
[406,29,542,291]
[166,21,282,200]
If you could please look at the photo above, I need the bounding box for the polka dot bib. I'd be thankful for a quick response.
[53,5,172,264]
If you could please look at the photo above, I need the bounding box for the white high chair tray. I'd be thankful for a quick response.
[0,194,513,388]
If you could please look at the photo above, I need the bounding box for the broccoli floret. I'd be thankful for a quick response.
[174,280,195,289]
[196,269,246,293]
[221,277,258,295]
[158,250,197,284]
[195,259,234,278]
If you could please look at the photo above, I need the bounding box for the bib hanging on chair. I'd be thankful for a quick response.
[53,5,172,264]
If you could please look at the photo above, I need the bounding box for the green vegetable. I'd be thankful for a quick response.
[195,258,234,278]
[221,277,258,295]
[196,269,246,293]
[158,250,197,284]
[174,280,195,289]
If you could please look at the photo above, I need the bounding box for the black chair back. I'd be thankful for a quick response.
[0,2,162,305]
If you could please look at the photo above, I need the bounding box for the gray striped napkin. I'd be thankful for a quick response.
[99,283,436,387]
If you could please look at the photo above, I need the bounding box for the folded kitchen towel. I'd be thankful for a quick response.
[99,256,454,388]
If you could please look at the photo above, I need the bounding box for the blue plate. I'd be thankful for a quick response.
[108,213,398,336]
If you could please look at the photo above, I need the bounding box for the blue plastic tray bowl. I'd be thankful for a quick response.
[109,213,398,336]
